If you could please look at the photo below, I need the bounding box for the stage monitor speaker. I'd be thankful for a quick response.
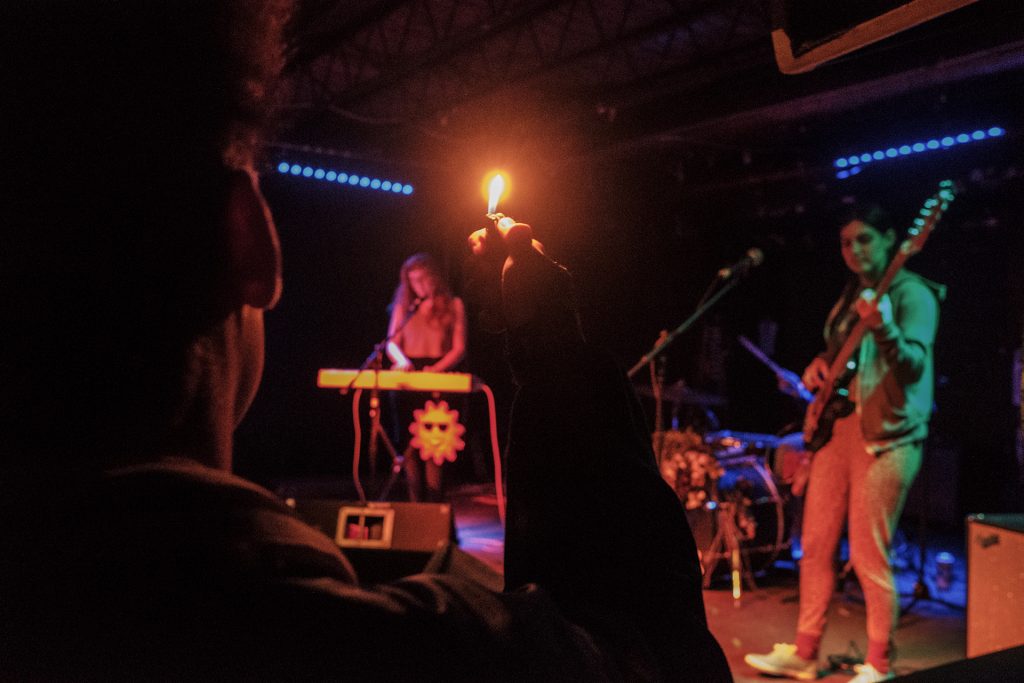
[287,499,456,585]
[966,513,1024,658]
[771,0,979,73]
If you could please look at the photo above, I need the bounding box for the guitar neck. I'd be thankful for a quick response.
[825,246,911,380]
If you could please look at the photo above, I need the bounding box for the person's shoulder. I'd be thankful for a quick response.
[95,458,358,582]
[101,457,280,503]
[893,270,946,303]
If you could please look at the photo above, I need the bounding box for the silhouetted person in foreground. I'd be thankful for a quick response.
[471,222,731,680]
[1,3,729,680]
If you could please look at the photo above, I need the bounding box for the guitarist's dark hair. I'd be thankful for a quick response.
[838,202,896,237]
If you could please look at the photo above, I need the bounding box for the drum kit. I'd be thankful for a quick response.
[636,378,807,596]
[628,320,817,595]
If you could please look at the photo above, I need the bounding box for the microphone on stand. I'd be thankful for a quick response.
[407,296,426,314]
[717,247,765,279]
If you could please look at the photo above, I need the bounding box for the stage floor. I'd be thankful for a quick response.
[273,477,968,680]
[445,482,968,681]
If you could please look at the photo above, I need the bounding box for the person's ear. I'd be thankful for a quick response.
[224,168,282,309]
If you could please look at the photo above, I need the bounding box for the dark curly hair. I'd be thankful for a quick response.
[5,0,292,332]
[2,0,292,459]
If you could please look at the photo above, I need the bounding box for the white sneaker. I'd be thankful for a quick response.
[744,643,818,680]
[850,663,893,682]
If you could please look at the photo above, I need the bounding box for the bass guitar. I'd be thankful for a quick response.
[802,180,955,452]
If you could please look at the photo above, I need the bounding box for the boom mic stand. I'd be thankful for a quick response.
[629,268,755,598]
[627,274,744,379]
[347,299,424,502]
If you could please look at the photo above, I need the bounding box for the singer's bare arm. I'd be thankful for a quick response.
[386,307,412,370]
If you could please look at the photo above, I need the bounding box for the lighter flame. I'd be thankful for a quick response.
[487,174,506,214]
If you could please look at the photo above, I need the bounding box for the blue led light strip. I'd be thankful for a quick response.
[276,161,414,196]
[834,126,1006,179]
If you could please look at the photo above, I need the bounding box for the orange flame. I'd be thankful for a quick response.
[486,173,506,214]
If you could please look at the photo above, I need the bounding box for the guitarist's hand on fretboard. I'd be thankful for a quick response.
[854,288,894,329]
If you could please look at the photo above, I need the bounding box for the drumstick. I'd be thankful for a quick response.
[738,335,813,403]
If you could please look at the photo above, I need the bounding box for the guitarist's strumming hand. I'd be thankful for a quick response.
[777,367,813,402]
[854,288,894,330]
[802,290,893,393]
[802,357,829,393]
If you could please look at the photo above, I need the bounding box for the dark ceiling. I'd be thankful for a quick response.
[275,0,1024,177]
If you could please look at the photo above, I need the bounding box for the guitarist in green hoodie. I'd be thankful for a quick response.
[746,203,945,682]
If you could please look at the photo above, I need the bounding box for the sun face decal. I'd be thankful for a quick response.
[409,399,466,466]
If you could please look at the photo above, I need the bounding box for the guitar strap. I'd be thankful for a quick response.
[824,279,862,362]
[816,280,863,425]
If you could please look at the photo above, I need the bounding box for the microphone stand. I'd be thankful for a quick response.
[349,299,423,501]
[627,275,744,379]
[630,271,755,597]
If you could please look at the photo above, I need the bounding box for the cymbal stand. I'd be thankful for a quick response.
[701,484,758,599]
[650,332,669,465]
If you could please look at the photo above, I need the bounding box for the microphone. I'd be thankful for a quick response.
[407,296,425,314]
[717,248,764,279]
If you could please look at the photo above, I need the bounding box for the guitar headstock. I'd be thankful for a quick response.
[901,179,956,256]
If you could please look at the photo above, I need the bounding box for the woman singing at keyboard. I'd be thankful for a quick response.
[386,253,467,501]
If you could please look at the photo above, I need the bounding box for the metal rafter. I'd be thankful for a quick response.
[276,0,1022,167]
[327,1,562,102]
[534,0,766,95]
[284,0,771,128]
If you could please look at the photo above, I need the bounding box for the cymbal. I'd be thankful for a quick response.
[633,379,727,407]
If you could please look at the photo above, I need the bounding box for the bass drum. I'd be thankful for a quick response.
[685,454,787,577]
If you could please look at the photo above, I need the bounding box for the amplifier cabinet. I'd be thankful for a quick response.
[966,514,1024,658]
